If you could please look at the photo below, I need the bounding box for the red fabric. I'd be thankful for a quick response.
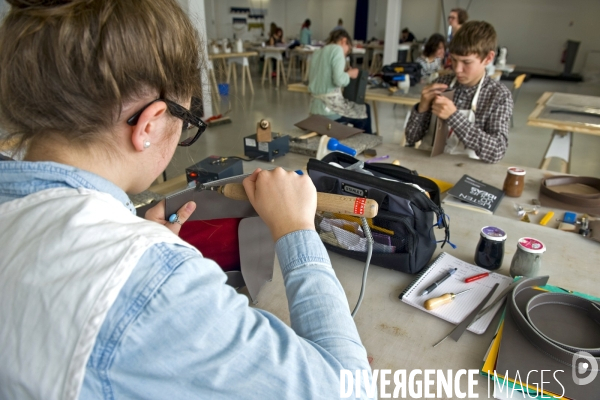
[179,218,242,272]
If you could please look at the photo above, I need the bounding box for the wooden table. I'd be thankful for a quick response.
[528,91,600,173]
[208,51,258,96]
[287,83,421,135]
[145,144,599,399]
[148,143,567,225]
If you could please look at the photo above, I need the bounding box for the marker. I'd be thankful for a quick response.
[420,268,457,296]
[465,272,489,283]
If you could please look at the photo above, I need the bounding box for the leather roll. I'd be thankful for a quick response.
[539,176,600,215]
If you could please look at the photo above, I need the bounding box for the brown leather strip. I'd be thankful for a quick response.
[540,176,600,208]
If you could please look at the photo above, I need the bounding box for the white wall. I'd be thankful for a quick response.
[469,0,600,74]
[367,0,387,40]
[396,0,600,74]
[204,0,356,43]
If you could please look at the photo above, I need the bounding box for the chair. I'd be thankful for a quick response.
[510,74,527,128]
[227,56,254,96]
[261,50,287,88]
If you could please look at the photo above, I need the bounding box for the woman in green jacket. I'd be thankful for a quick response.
[308,30,373,133]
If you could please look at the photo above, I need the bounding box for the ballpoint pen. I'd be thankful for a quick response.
[465,272,489,283]
[420,268,457,296]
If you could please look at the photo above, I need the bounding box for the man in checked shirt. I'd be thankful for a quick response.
[405,21,513,163]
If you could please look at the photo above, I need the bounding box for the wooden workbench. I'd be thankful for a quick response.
[143,143,599,399]
[528,91,600,173]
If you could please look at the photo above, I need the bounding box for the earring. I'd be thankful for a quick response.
[143,141,151,149]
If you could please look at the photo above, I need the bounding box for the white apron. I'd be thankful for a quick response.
[419,75,484,160]
[443,75,485,159]
[312,88,367,119]
[0,187,198,400]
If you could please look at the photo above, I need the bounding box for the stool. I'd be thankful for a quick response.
[539,130,573,173]
[227,57,254,96]
[261,51,287,88]
[369,49,384,74]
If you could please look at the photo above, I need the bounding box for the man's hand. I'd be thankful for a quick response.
[145,200,196,236]
[431,95,457,120]
[242,168,317,242]
[417,83,448,113]
[347,68,359,79]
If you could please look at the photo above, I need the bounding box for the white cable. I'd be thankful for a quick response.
[351,217,374,318]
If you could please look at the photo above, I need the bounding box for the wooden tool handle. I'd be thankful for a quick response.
[298,131,318,140]
[424,293,454,310]
[221,183,378,218]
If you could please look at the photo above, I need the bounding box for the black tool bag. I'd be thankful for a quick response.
[381,62,422,86]
[307,153,450,274]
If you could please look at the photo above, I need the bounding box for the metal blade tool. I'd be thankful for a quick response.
[433,283,499,347]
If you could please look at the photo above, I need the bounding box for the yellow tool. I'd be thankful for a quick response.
[539,211,555,226]
[424,288,473,310]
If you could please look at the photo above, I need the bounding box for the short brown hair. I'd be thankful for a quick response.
[451,8,469,25]
[327,29,353,48]
[449,21,496,60]
[0,0,203,151]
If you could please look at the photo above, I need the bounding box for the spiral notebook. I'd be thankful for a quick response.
[399,252,513,334]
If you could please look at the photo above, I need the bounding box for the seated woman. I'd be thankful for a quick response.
[300,19,311,45]
[0,0,371,398]
[416,33,446,82]
[308,29,373,134]
[268,27,285,47]
[268,27,285,77]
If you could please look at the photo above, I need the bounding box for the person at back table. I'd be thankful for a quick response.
[416,33,446,82]
[404,21,513,163]
[268,27,285,77]
[308,29,373,134]
[444,8,468,69]
[332,18,344,32]
[268,27,285,46]
[400,28,416,43]
[300,19,311,45]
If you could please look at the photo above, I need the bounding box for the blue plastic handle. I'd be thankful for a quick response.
[327,138,357,156]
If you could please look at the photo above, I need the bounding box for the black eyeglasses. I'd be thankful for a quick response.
[127,97,208,147]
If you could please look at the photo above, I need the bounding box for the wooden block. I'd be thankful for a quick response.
[256,119,272,142]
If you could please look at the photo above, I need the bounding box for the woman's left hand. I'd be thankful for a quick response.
[144,200,197,235]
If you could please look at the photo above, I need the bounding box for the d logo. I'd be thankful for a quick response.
[572,351,598,386]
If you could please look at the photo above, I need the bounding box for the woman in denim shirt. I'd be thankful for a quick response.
[0,0,372,399]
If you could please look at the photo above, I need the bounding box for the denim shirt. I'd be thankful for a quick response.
[0,161,371,399]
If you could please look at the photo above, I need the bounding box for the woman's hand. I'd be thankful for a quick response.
[242,168,317,242]
[347,68,359,79]
[145,200,196,235]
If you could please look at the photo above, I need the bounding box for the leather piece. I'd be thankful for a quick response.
[539,175,600,215]
[165,179,274,303]
[294,115,363,139]
[496,276,600,399]
[239,217,274,303]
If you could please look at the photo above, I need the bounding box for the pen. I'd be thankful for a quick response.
[465,272,490,283]
[420,268,457,296]
[365,155,390,164]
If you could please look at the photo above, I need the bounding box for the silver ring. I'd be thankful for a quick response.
[168,213,183,225]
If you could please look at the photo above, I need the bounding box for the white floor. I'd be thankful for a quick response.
[165,70,600,180]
